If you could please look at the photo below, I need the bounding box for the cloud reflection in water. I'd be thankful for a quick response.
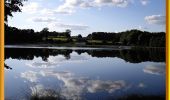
[21,70,126,99]
[26,54,89,68]
[143,64,165,75]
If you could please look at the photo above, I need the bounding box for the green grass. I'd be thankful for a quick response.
[87,40,113,44]
[48,37,68,42]
[107,41,112,44]
[87,40,103,43]
[72,39,77,42]
[48,36,66,38]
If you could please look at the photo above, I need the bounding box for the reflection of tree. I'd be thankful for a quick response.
[5,48,165,63]
[119,48,165,63]
[42,49,49,62]
[74,50,87,55]
[4,64,12,70]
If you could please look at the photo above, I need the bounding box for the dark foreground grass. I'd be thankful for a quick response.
[29,88,64,100]
[30,96,62,100]
[117,94,165,100]
[30,94,165,100]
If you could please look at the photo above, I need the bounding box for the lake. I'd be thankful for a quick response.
[5,46,165,100]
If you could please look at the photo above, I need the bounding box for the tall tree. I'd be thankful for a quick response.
[40,27,49,41]
[5,0,27,22]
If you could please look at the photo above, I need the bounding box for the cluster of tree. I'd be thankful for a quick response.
[87,30,165,47]
[5,48,165,63]
[5,25,165,47]
[5,25,72,44]
[119,30,165,47]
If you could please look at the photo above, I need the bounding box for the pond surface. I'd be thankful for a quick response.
[5,47,165,100]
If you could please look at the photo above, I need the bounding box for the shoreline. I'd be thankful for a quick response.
[5,43,165,49]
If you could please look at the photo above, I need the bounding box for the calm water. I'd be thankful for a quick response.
[5,47,165,100]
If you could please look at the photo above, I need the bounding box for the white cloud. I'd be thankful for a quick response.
[112,0,130,7]
[55,4,75,14]
[55,0,131,14]
[48,22,89,30]
[95,0,112,4]
[94,0,131,7]
[54,0,91,14]
[140,0,149,5]
[30,17,59,23]
[138,26,148,30]
[80,2,93,8]
[143,64,165,75]
[40,9,56,16]
[145,15,165,25]
[21,0,132,16]
[22,2,40,14]
[54,0,83,14]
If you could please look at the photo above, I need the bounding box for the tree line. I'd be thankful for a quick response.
[87,30,165,47]
[5,25,165,47]
[5,48,165,63]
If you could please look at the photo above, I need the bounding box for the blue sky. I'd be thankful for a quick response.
[8,0,166,36]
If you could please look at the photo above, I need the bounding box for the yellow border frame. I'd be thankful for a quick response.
[166,0,169,100]
[0,0,4,100]
[0,0,169,100]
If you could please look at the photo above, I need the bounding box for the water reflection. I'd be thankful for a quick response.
[5,47,165,63]
[5,47,165,100]
[25,54,89,69]
[21,70,127,100]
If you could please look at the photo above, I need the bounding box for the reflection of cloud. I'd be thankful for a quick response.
[21,70,127,100]
[42,70,126,99]
[143,64,165,75]
[21,71,39,82]
[26,62,58,69]
[87,80,126,93]
[69,53,89,63]
[138,83,145,88]
[26,54,89,68]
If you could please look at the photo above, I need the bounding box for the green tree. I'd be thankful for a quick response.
[126,30,142,45]
[40,27,49,41]
[5,0,27,22]
[78,34,82,38]
[65,29,71,38]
